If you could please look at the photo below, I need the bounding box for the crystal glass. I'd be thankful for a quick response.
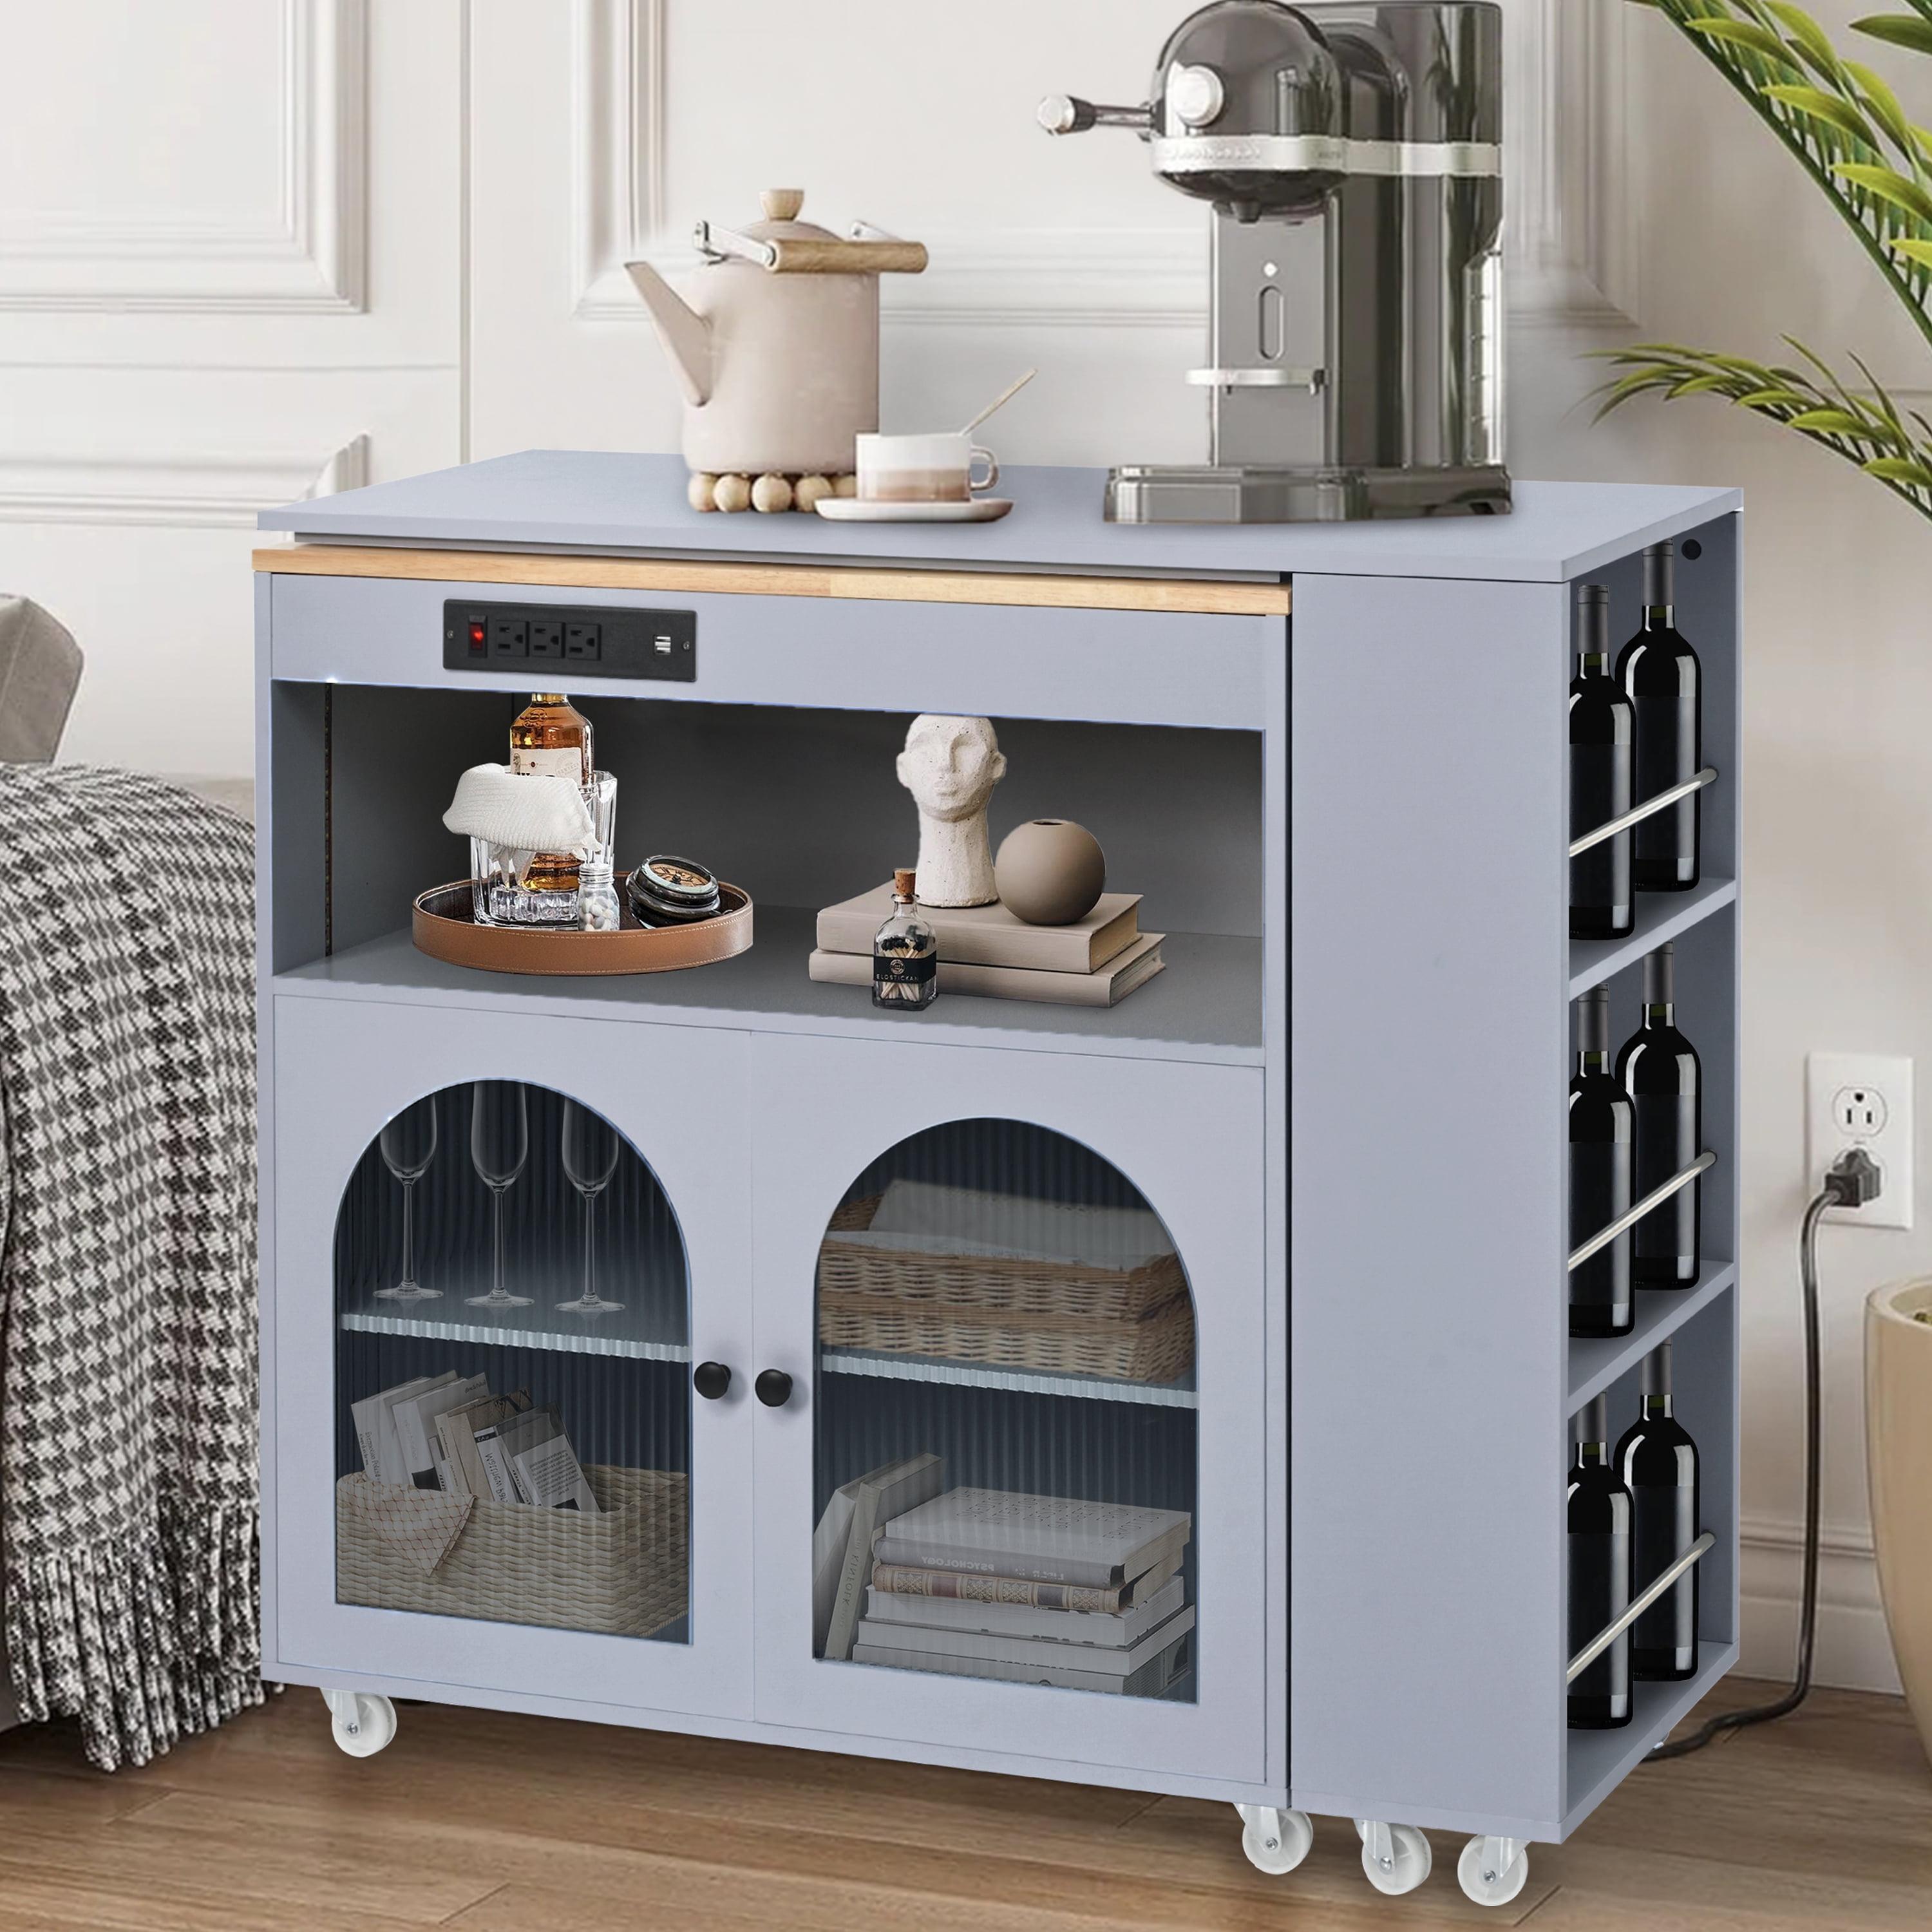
[556,1099,624,1313]
[374,1094,440,1301]
[466,1080,533,1307]
[468,769,620,929]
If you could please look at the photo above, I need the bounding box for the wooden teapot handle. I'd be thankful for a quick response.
[764,237,929,275]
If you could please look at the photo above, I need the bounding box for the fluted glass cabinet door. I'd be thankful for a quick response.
[749,1033,1274,1787]
[268,996,754,1721]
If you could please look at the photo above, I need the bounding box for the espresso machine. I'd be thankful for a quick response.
[1040,0,1509,522]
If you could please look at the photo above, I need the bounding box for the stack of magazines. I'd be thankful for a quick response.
[817,1462,1193,1696]
[350,1370,599,1513]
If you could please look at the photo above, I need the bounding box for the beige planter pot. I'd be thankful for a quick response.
[1867,1276,1932,1765]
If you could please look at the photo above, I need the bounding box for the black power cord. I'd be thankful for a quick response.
[1648,1144,1881,1760]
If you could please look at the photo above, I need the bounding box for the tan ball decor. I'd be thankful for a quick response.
[994,819,1107,927]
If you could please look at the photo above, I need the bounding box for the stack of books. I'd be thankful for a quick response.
[810,884,1164,1007]
[350,1370,600,1512]
[819,1468,1194,1695]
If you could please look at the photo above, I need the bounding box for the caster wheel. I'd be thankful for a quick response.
[1236,1804,1314,1875]
[1360,1821,1432,1895]
[323,1689,397,1758]
[1457,1835,1529,1908]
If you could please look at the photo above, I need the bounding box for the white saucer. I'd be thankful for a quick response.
[815,496,1013,524]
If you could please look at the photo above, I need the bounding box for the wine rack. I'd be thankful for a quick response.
[255,453,1741,1898]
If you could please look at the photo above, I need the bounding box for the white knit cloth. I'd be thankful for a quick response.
[442,764,593,851]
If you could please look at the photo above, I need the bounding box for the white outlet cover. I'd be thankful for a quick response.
[1806,1052,1913,1229]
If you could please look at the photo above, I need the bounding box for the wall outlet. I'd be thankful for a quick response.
[1806,1052,1913,1228]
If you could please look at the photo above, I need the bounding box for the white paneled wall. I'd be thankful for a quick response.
[4,0,1924,1694]
[0,0,462,772]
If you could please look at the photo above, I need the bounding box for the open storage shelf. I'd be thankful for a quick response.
[276,912,1263,1066]
[1562,1275,1738,1829]
[1568,875,1737,999]
[1562,1640,1741,1834]
[1566,1264,1735,1415]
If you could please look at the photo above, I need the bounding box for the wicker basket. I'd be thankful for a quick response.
[336,1466,687,1638]
[818,1194,1188,1322]
[817,1287,1195,1382]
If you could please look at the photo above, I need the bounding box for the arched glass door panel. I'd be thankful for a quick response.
[810,1118,1198,1701]
[332,1079,691,1642]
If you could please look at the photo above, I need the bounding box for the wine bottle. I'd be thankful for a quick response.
[1570,988,1633,1339]
[1570,582,1634,940]
[1569,1394,1634,1729]
[1616,542,1701,892]
[1615,1343,1701,1683]
[1616,943,1701,1289]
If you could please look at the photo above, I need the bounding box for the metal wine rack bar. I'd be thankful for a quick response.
[1566,1151,1716,1273]
[1569,767,1719,858]
[1567,1531,1716,1681]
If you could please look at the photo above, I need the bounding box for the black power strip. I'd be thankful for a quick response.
[442,599,697,682]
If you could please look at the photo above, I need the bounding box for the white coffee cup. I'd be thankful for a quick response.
[855,432,999,504]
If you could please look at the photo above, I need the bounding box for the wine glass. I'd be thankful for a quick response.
[466,1081,533,1307]
[375,1094,440,1300]
[556,1099,623,1314]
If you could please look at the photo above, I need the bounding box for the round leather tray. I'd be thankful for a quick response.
[412,876,753,976]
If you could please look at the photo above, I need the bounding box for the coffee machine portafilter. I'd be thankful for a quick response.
[1040,0,1510,522]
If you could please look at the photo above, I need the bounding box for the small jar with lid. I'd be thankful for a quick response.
[627,854,722,927]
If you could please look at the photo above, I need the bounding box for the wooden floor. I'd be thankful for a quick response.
[0,1677,1926,1930]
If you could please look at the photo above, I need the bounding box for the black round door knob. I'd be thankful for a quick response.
[693,1361,732,1401]
[754,1368,794,1408]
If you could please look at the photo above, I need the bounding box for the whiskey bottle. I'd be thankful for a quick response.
[873,869,938,1010]
[511,693,594,893]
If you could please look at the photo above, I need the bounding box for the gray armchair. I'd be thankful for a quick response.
[0,596,82,764]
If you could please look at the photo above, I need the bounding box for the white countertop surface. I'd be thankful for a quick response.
[260,451,1741,585]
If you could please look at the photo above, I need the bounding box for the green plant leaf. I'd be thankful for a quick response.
[1736,386,1815,407]
[1832,161,1932,222]
[1863,457,1932,484]
[1787,406,1900,438]
[1763,0,1847,73]
[1846,61,1916,152]
[1852,13,1932,53]
[1766,82,1877,142]
[1891,236,1932,263]
[1684,17,1803,64]
[1850,351,1912,437]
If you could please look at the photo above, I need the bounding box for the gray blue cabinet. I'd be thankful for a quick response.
[255,453,1741,1899]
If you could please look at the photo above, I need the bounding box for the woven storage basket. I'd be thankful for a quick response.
[336,1466,687,1638]
[817,1288,1195,1382]
[819,1194,1187,1322]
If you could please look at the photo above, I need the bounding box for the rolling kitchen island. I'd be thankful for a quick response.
[252,453,1741,1906]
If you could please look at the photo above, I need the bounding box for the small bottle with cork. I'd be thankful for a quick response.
[873,869,938,1010]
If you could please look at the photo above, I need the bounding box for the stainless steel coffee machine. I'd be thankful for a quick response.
[1041,0,1509,522]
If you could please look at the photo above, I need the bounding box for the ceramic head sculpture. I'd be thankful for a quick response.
[895,714,1007,906]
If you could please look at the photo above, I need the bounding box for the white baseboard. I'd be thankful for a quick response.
[1739,1516,1904,1696]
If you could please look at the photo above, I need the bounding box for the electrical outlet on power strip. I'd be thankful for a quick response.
[1806,1053,1913,1229]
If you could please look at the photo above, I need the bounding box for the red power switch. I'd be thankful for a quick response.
[468,618,486,655]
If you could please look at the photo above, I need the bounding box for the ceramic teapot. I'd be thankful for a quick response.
[627,191,927,488]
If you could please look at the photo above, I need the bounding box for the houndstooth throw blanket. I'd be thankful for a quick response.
[0,766,261,1766]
